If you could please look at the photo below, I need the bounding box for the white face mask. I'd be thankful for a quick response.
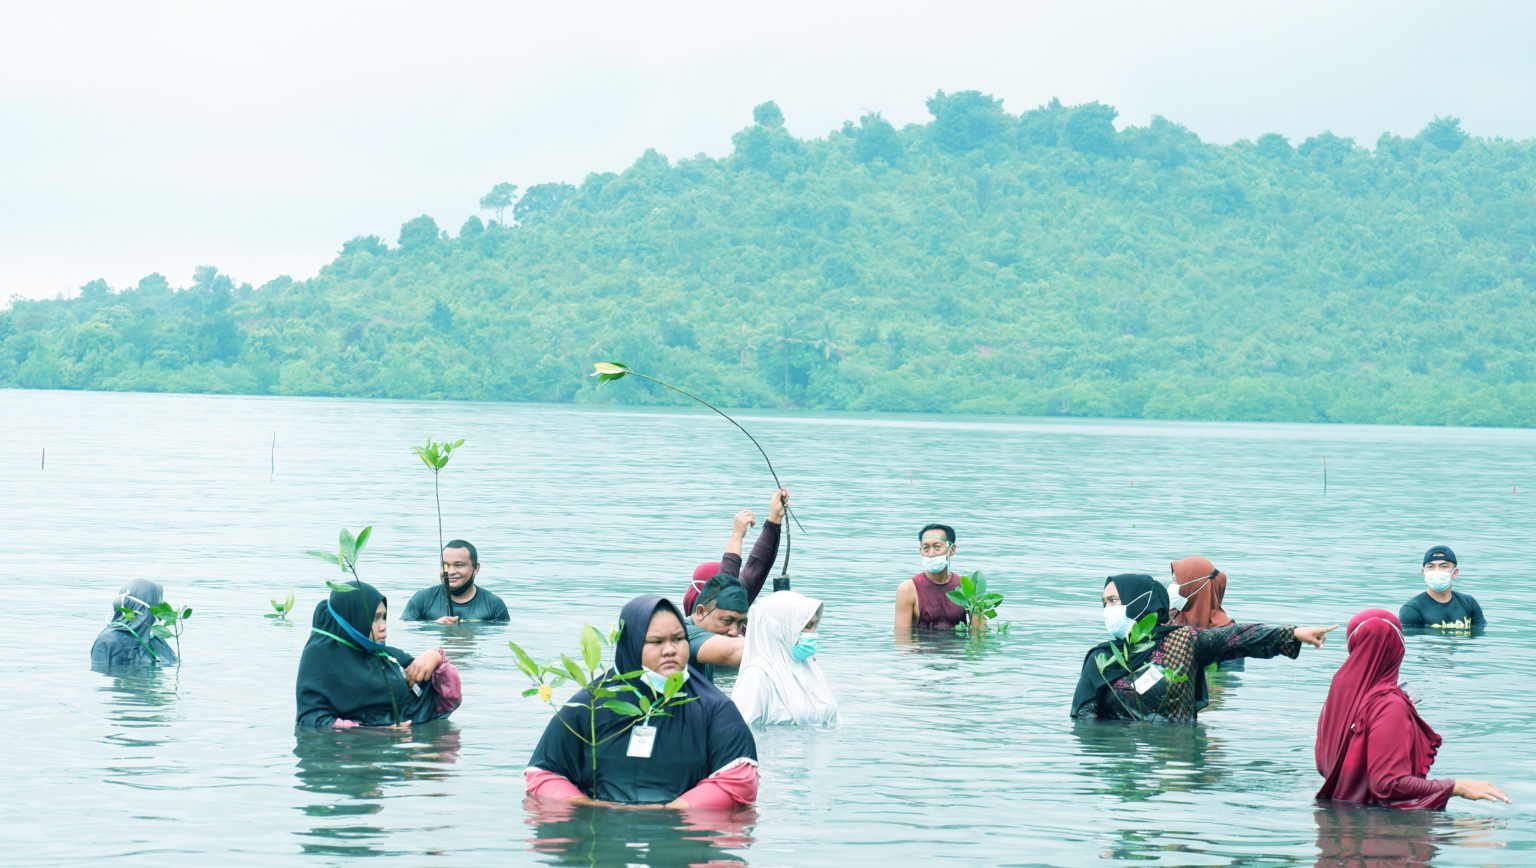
[1166,583,1188,612]
[1103,604,1133,639]
[921,553,950,574]
[1167,575,1211,612]
[1423,569,1454,592]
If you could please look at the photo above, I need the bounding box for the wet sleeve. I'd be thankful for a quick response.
[401,588,428,621]
[1397,600,1424,628]
[489,595,511,623]
[739,521,780,605]
[1071,697,1105,720]
[1469,597,1486,627]
[678,759,759,808]
[432,661,462,716]
[524,768,583,800]
[1192,623,1300,667]
[1362,697,1455,809]
[686,624,711,666]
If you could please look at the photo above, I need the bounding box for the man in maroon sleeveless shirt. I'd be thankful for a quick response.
[895,523,968,637]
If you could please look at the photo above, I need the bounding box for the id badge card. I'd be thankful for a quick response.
[626,724,657,758]
[1133,665,1165,695]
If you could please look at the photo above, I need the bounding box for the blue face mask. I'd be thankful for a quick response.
[1102,605,1133,639]
[790,633,818,661]
[1423,569,1454,592]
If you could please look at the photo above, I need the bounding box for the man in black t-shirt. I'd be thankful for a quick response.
[402,539,510,624]
[1398,544,1485,631]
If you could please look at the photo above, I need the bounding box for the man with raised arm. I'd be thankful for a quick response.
[684,488,788,615]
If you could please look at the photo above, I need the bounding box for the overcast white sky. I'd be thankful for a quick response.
[3,0,1533,303]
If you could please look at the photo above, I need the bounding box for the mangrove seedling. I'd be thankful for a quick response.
[946,570,1006,638]
[509,623,696,775]
[1092,611,1190,719]
[306,526,401,725]
[593,361,802,584]
[116,601,193,665]
[412,437,465,616]
[267,590,296,620]
[149,601,192,662]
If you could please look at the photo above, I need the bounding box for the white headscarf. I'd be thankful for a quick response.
[731,591,841,727]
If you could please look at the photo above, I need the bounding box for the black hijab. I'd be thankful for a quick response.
[295,581,445,727]
[1070,573,1187,718]
[91,579,177,668]
[527,595,757,804]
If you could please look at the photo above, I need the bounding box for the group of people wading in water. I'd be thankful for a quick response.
[92,490,1509,812]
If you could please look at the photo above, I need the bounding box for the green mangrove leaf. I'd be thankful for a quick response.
[603,700,643,716]
[354,525,372,558]
[639,694,652,715]
[662,670,686,700]
[560,654,587,687]
[591,361,631,383]
[339,528,357,563]
[326,580,357,593]
[521,687,541,697]
[508,641,540,680]
[580,624,603,672]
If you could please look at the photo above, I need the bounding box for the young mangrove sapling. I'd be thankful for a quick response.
[412,437,465,618]
[510,623,696,776]
[593,362,800,587]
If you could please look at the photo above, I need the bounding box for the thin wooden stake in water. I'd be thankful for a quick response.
[41,447,45,470]
[1323,456,1328,497]
[270,431,276,480]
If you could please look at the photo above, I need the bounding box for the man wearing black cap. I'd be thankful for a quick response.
[685,573,746,681]
[1398,545,1486,630]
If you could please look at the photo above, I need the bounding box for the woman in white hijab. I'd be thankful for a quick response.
[732,590,840,727]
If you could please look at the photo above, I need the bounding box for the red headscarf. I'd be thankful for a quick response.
[682,562,720,615]
[1169,556,1233,628]
[1315,610,1444,804]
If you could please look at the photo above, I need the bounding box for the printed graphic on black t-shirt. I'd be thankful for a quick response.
[1398,591,1486,631]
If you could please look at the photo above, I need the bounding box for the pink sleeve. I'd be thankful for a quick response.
[432,660,462,715]
[678,760,758,808]
[525,768,583,800]
[1364,698,1455,810]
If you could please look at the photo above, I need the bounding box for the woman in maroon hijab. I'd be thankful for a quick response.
[1315,609,1510,809]
[1168,556,1233,629]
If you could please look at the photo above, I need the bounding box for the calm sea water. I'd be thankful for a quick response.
[2,390,1532,866]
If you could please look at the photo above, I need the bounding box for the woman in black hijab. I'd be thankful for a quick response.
[295,581,462,727]
[524,595,759,807]
[91,579,177,668]
[1070,573,1335,722]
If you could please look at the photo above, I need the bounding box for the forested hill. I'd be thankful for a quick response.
[4,93,1535,426]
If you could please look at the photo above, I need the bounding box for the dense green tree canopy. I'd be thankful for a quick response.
[4,92,1534,427]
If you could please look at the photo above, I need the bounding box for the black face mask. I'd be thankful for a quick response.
[445,570,476,596]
